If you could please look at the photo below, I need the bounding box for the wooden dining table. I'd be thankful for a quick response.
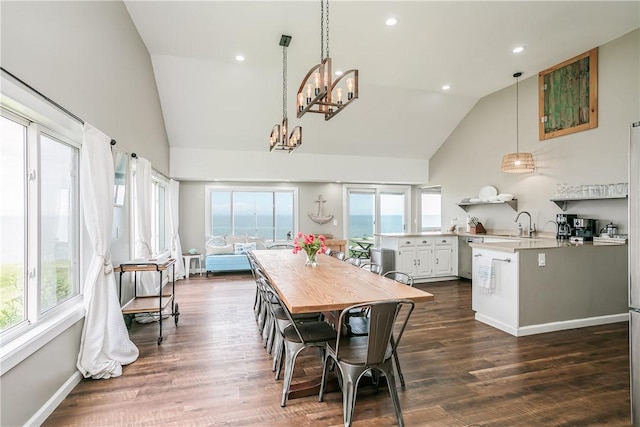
[251,249,434,314]
[251,249,434,400]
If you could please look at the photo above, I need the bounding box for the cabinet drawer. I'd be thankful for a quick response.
[435,236,455,245]
[398,238,417,247]
[415,237,433,246]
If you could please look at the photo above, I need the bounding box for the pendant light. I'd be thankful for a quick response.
[296,0,358,121]
[269,35,302,152]
[501,72,535,173]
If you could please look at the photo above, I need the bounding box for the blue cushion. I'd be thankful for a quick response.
[206,254,250,272]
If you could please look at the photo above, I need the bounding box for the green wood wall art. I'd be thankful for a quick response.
[538,48,598,140]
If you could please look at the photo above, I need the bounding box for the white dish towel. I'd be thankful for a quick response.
[476,256,496,293]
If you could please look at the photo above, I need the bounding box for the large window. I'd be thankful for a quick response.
[0,111,80,336]
[207,187,297,241]
[420,186,442,231]
[346,186,409,238]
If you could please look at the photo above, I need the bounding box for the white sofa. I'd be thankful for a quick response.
[204,235,265,275]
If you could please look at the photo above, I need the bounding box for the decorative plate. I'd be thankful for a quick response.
[478,185,498,199]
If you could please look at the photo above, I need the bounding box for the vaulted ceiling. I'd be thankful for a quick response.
[124,1,639,162]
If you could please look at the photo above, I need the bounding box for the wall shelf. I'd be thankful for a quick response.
[457,199,518,212]
[550,195,628,212]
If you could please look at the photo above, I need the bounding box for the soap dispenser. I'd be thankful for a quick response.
[516,223,523,237]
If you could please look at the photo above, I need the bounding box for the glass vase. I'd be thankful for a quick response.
[305,250,319,267]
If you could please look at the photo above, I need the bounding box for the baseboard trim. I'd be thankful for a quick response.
[475,312,629,337]
[26,370,82,426]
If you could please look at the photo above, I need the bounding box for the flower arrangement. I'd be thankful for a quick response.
[292,232,327,266]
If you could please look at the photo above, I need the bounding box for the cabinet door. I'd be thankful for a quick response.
[398,249,416,275]
[415,247,433,276]
[434,245,453,275]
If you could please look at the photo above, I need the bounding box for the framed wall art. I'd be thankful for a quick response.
[538,48,598,140]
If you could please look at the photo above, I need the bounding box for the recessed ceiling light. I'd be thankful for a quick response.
[385,17,398,26]
[335,70,343,76]
[442,85,451,91]
[512,46,525,54]
[235,55,245,62]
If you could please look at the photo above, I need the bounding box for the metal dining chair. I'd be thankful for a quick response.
[382,270,414,287]
[330,250,346,261]
[266,282,337,407]
[269,243,295,250]
[360,261,382,275]
[343,257,362,267]
[319,299,415,427]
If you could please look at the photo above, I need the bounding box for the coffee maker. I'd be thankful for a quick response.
[573,218,598,242]
[556,213,577,240]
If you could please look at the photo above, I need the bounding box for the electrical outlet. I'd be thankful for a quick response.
[333,219,338,226]
[538,253,546,267]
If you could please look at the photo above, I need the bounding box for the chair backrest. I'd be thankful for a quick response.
[269,243,295,250]
[344,257,362,267]
[335,300,415,366]
[383,270,414,287]
[360,262,382,275]
[330,251,346,261]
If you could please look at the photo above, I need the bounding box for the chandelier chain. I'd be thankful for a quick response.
[320,0,324,61]
[283,44,287,119]
[325,0,330,59]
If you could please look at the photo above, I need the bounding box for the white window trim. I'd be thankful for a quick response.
[342,184,411,238]
[0,82,86,374]
[204,184,299,241]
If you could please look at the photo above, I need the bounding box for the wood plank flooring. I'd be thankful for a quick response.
[43,274,631,426]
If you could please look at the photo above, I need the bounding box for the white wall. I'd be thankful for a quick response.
[0,2,169,425]
[430,29,639,235]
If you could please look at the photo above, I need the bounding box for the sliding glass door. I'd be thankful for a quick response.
[346,186,409,239]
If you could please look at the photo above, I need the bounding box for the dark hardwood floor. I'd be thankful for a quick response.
[43,274,631,426]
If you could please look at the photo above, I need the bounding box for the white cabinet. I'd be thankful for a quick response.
[433,236,455,276]
[380,235,458,282]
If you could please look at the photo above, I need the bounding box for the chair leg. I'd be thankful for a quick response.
[318,353,331,402]
[383,363,405,427]
[275,344,284,380]
[281,343,304,407]
[342,370,359,427]
[391,336,405,387]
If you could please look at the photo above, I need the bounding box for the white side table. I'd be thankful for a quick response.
[182,253,202,278]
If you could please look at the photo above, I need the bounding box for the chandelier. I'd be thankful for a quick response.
[269,35,302,152]
[501,72,535,173]
[296,0,358,121]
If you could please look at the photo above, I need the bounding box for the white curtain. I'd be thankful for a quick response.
[133,156,158,295]
[169,179,186,280]
[77,123,138,379]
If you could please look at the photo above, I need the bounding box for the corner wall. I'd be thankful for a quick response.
[429,29,639,235]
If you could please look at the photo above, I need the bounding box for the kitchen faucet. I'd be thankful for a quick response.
[544,220,558,236]
[515,211,536,237]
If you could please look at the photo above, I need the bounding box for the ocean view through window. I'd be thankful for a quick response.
[207,187,296,241]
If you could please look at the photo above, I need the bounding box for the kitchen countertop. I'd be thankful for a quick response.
[469,238,626,252]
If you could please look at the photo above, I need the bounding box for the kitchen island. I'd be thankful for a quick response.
[470,238,628,336]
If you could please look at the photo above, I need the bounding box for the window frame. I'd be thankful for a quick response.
[0,105,84,370]
[343,184,411,238]
[204,185,299,242]
[419,186,442,232]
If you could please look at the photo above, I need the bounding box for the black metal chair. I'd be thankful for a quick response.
[319,299,415,427]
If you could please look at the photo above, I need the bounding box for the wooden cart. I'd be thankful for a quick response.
[116,259,179,344]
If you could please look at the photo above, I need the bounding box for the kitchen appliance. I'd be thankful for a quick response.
[629,121,640,426]
[458,236,484,279]
[600,222,619,237]
[556,213,577,240]
[573,218,598,241]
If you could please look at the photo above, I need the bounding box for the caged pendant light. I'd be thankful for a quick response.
[501,72,535,173]
[269,35,302,152]
[296,0,358,121]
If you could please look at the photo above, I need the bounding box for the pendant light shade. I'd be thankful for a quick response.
[501,72,535,173]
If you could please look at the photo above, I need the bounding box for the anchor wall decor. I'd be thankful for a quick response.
[308,194,334,225]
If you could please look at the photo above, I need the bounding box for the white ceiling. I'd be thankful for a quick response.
[124,1,640,161]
